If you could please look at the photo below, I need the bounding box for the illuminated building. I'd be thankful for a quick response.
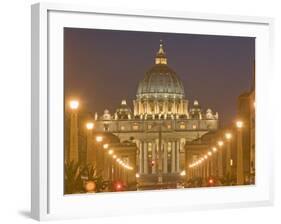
[93,41,219,188]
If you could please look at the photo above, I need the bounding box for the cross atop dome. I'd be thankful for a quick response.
[155,40,167,65]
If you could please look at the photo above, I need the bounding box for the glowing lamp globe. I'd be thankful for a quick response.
[96,136,103,142]
[217,141,224,147]
[86,122,94,130]
[236,120,244,129]
[69,100,79,110]
[84,181,96,193]
[103,143,109,149]
[225,132,232,140]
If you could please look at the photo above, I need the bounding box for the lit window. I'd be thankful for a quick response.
[192,124,197,129]
[120,126,125,130]
[180,123,185,129]
[132,125,139,130]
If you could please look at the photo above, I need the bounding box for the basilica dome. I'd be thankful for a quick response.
[136,41,185,99]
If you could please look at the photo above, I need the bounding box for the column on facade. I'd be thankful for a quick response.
[201,163,204,179]
[206,160,210,178]
[138,100,142,115]
[155,101,159,114]
[201,161,207,179]
[173,99,176,114]
[163,101,166,113]
[210,158,214,177]
[139,141,143,174]
[152,142,156,174]
[133,100,137,116]
[153,101,156,114]
[119,166,123,181]
[163,142,168,173]
[171,140,176,173]
[179,100,183,114]
[164,101,168,114]
[176,140,180,172]
[176,102,180,114]
[115,161,118,180]
[146,100,150,114]
[143,141,148,174]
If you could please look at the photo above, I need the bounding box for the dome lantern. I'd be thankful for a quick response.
[155,40,167,65]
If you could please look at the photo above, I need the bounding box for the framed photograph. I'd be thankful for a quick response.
[31,2,274,221]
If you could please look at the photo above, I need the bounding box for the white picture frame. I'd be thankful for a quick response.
[31,2,274,221]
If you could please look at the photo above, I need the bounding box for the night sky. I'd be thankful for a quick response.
[64,28,255,128]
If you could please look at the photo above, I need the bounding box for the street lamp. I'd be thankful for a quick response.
[95,135,104,177]
[103,143,109,149]
[236,120,243,129]
[212,147,217,152]
[217,140,224,178]
[69,100,79,110]
[69,100,79,163]
[225,132,232,177]
[236,120,244,185]
[96,136,103,143]
[86,122,94,130]
[86,121,94,166]
[225,132,232,140]
[217,140,224,147]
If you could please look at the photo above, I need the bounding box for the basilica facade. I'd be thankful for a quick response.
[93,42,219,187]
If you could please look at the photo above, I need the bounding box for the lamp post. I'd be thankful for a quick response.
[217,140,224,179]
[207,151,212,179]
[69,100,79,164]
[225,132,232,178]
[236,120,244,185]
[95,135,103,173]
[105,148,113,180]
[86,122,94,166]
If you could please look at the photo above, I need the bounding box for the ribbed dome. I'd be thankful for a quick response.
[136,41,185,98]
[137,64,185,97]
